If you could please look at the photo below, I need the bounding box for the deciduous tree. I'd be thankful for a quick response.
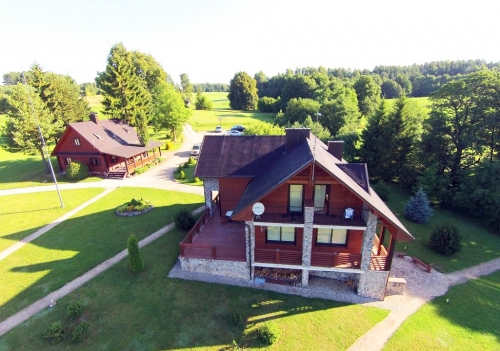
[228,72,258,110]
[353,75,381,116]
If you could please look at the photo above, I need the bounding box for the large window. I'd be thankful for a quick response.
[317,228,347,246]
[314,184,327,211]
[289,185,303,212]
[267,226,295,243]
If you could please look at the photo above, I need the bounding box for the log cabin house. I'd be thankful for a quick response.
[179,128,414,300]
[51,113,162,179]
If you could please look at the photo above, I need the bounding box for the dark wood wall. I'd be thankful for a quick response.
[219,177,252,214]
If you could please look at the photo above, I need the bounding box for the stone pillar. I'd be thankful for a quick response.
[301,201,315,287]
[246,221,255,280]
[360,211,378,271]
[203,178,219,217]
[357,270,390,300]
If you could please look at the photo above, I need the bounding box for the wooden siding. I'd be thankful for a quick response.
[219,177,252,215]
[255,226,304,251]
[311,229,363,254]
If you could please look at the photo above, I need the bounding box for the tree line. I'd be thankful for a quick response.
[227,67,500,234]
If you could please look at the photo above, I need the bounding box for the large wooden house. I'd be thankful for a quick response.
[179,129,413,300]
[51,113,162,178]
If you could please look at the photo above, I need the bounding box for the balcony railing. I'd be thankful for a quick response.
[253,206,367,227]
[311,251,361,269]
[254,248,302,265]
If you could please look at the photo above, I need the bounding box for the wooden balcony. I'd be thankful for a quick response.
[311,252,361,269]
[253,206,367,227]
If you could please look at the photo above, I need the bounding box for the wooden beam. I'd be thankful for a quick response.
[385,234,396,271]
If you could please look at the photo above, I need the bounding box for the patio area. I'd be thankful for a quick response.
[180,210,246,261]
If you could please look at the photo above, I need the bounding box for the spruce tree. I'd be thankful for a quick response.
[96,43,151,125]
[404,188,433,224]
[127,234,144,273]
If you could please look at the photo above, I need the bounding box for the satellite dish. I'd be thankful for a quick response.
[252,202,265,216]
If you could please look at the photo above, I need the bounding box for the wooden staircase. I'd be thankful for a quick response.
[107,168,127,179]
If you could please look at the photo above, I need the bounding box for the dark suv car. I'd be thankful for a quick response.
[230,124,245,132]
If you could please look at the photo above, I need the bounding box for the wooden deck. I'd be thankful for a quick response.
[180,210,246,261]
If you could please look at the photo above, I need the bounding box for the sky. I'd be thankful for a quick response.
[2,0,500,85]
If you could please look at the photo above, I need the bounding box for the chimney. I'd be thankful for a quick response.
[285,128,310,152]
[89,112,99,125]
[328,141,344,160]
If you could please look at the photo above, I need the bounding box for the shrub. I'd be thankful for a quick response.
[134,167,147,175]
[176,165,183,173]
[404,188,433,224]
[66,161,89,181]
[257,323,280,345]
[127,234,145,273]
[67,301,83,320]
[230,311,244,326]
[372,182,390,202]
[188,156,196,165]
[165,141,173,150]
[179,170,186,179]
[183,161,190,168]
[71,321,91,343]
[429,223,462,255]
[192,177,200,183]
[42,321,65,344]
[175,208,196,231]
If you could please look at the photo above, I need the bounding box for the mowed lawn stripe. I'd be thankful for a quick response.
[0,188,105,252]
[0,187,203,321]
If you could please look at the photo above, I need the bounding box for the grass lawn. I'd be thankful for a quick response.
[1,228,388,351]
[0,188,104,252]
[384,270,500,350]
[385,96,432,114]
[173,162,202,186]
[0,187,203,322]
[190,92,274,132]
[385,184,500,273]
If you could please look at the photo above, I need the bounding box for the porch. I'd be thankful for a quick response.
[254,232,388,271]
[254,207,368,227]
[179,210,246,262]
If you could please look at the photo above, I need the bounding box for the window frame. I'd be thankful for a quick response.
[74,138,81,146]
[266,226,296,244]
[315,228,348,247]
[288,184,304,213]
[89,157,101,166]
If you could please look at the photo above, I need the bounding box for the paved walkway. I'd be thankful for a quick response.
[0,206,204,337]
[0,188,116,261]
[347,255,500,351]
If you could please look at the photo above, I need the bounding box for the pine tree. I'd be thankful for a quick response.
[96,43,151,125]
[127,234,144,273]
[404,188,433,224]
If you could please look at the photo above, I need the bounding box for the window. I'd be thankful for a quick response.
[110,156,117,163]
[317,228,348,246]
[74,138,81,146]
[89,157,101,166]
[267,226,295,243]
[289,185,303,212]
[65,157,72,165]
[314,185,327,211]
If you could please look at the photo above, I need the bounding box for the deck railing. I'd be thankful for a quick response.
[254,248,302,265]
[179,210,246,262]
[253,206,367,226]
[311,251,362,268]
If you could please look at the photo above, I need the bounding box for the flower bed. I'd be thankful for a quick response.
[115,198,154,217]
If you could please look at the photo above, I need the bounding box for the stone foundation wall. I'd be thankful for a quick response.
[179,257,250,280]
[356,270,390,300]
[310,270,358,282]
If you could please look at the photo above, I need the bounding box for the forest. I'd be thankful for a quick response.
[1,51,500,234]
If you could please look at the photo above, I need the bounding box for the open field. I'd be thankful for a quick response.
[386,184,500,273]
[190,92,274,132]
[0,188,104,252]
[385,96,431,114]
[384,270,500,350]
[0,187,203,322]
[1,225,388,351]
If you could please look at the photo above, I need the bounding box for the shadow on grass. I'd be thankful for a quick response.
[0,190,203,322]
[431,271,500,344]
